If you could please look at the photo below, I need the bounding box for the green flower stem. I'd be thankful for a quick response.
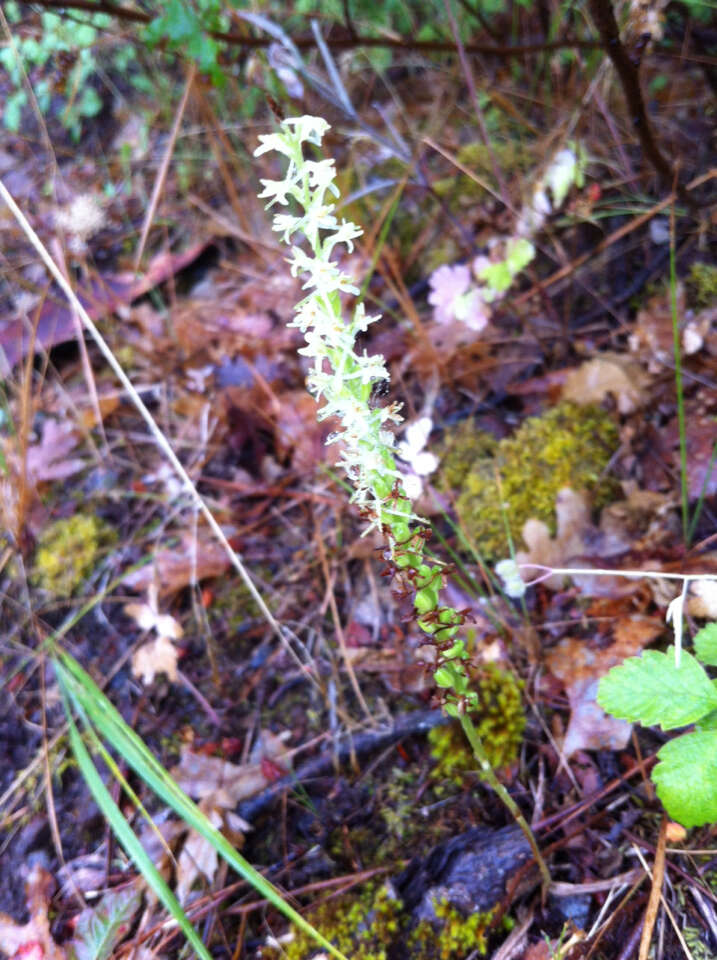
[255,115,549,892]
[459,713,551,892]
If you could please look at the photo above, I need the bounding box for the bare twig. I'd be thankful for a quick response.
[587,0,684,196]
[134,63,196,273]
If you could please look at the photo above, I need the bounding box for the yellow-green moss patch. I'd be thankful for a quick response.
[441,401,619,560]
[429,663,525,787]
[32,513,115,598]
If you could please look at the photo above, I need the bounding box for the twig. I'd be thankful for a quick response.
[587,0,683,197]
[134,63,195,273]
[638,817,667,960]
[237,709,446,822]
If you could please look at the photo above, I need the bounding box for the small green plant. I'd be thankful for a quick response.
[687,261,717,309]
[597,624,717,828]
[141,0,226,83]
[1,3,136,139]
[254,115,550,887]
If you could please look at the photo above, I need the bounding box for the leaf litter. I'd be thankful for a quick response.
[1,8,716,959]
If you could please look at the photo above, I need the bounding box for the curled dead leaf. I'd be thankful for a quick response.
[563,353,648,414]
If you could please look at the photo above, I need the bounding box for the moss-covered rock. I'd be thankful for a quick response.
[32,513,115,598]
[428,663,525,786]
[441,401,619,560]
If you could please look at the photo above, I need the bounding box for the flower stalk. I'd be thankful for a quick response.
[255,116,549,891]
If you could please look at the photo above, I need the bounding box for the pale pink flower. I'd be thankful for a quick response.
[428,264,471,324]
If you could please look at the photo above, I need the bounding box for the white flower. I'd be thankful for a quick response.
[255,115,423,536]
[428,263,471,325]
[546,148,578,208]
[125,584,183,640]
[495,558,527,599]
[397,417,438,476]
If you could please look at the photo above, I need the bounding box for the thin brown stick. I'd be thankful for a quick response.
[587,0,682,195]
[638,817,668,960]
[134,63,195,273]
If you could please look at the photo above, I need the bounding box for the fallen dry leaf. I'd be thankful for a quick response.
[515,488,592,590]
[0,866,65,960]
[122,530,230,597]
[131,634,179,685]
[169,732,290,902]
[629,284,685,372]
[562,353,648,414]
[175,803,222,905]
[546,616,663,756]
[517,487,680,595]
[172,731,292,809]
[663,403,717,499]
[24,419,85,485]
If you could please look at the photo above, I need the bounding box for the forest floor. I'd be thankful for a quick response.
[1,4,717,959]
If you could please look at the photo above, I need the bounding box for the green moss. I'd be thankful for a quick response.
[428,664,525,786]
[438,420,498,492]
[410,899,494,959]
[262,883,402,960]
[687,262,717,308]
[441,402,619,560]
[32,513,115,597]
[432,141,532,206]
[262,883,495,960]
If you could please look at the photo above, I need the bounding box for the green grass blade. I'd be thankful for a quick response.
[687,438,717,544]
[53,651,348,960]
[669,206,689,542]
[58,680,214,960]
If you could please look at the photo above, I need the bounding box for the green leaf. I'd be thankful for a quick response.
[653,729,717,827]
[505,238,535,274]
[477,260,512,293]
[67,887,142,960]
[697,708,717,731]
[597,647,717,730]
[694,622,717,666]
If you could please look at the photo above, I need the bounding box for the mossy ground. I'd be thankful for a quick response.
[428,663,525,788]
[262,882,496,960]
[31,513,116,598]
[687,261,717,308]
[439,401,619,561]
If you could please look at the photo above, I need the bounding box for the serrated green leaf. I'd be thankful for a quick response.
[597,647,717,730]
[694,622,717,666]
[67,887,141,960]
[697,708,717,731]
[653,729,717,827]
